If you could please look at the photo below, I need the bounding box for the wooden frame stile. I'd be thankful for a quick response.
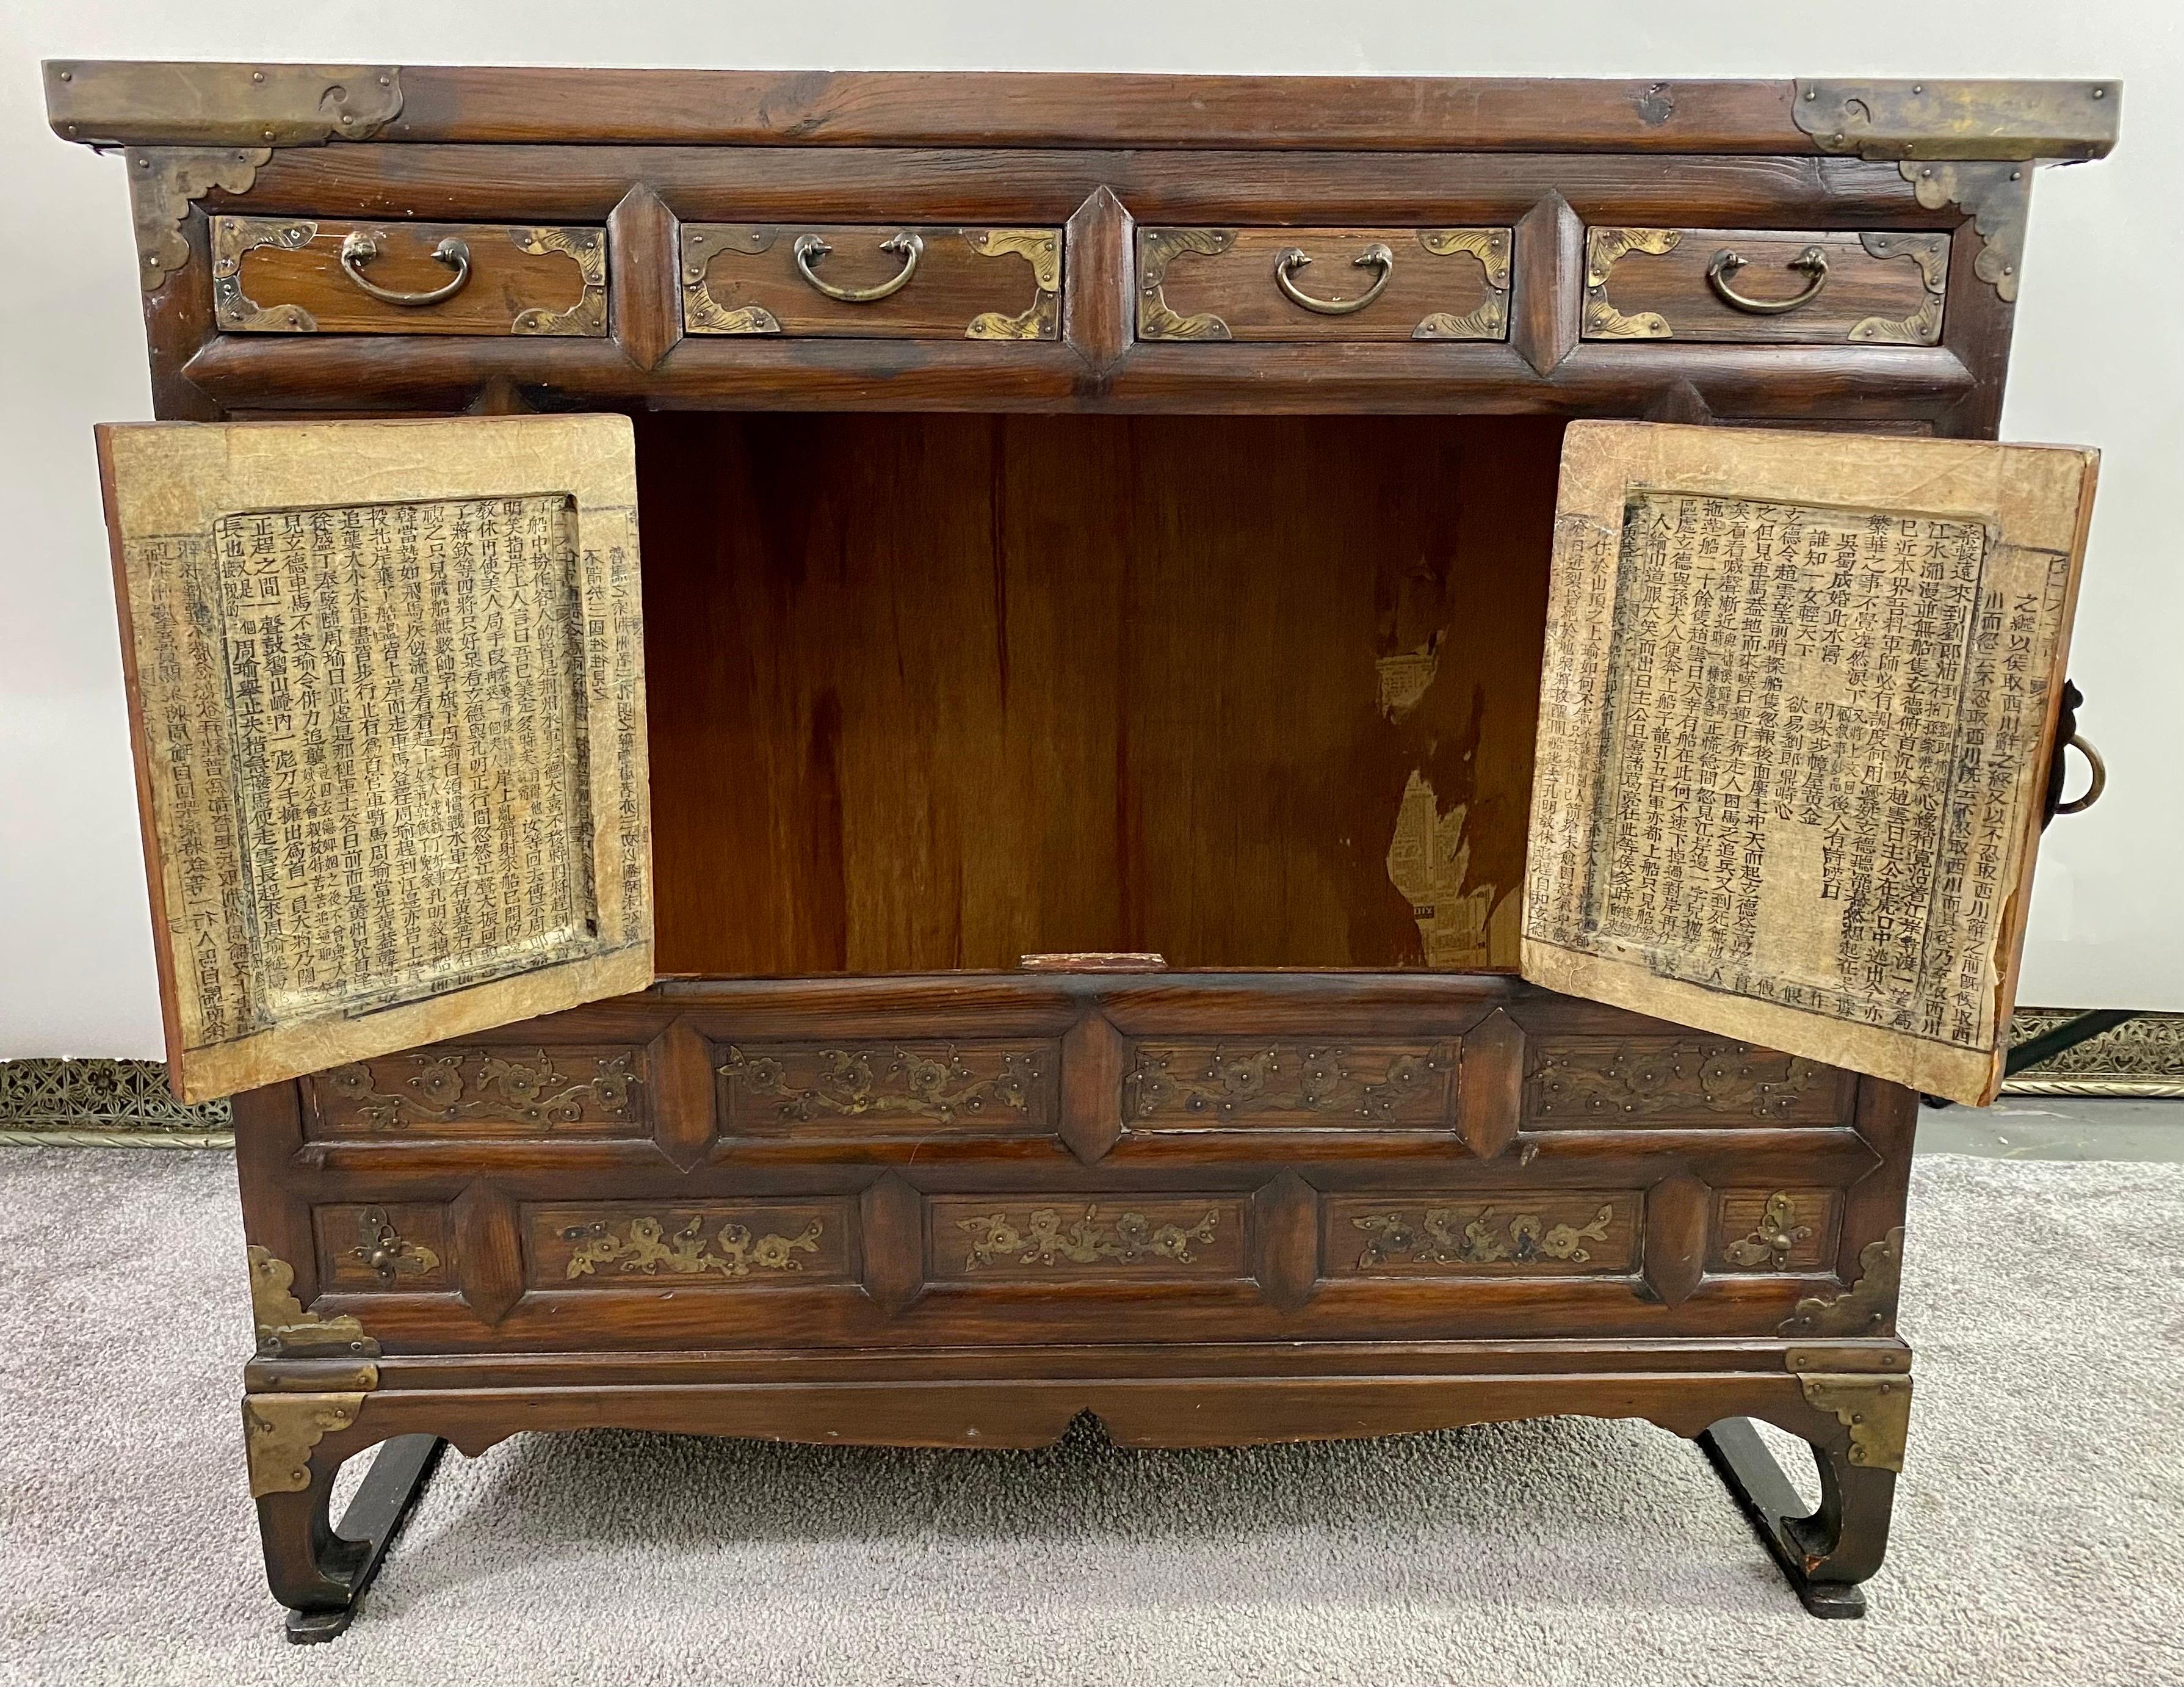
[51,63,2117,1639]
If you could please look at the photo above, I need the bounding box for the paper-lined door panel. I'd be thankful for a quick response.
[1522,421,2097,1106]
[95,415,652,1102]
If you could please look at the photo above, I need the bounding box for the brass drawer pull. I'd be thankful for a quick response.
[338,230,472,307]
[1274,241,1395,315]
[794,230,924,303]
[1707,244,1829,314]
[2055,732,2107,816]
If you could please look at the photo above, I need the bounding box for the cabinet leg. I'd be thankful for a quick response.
[1699,1416,1895,1619]
[257,1434,446,1644]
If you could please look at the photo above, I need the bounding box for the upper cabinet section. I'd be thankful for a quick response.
[48,64,2119,419]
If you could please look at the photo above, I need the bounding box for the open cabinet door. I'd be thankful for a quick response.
[1522,421,2098,1107]
[96,415,651,1102]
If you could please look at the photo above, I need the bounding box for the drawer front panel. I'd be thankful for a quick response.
[1711,1186,1842,1274]
[1326,1192,1642,1278]
[303,1044,649,1139]
[1527,1037,1844,1126]
[1138,227,1510,342]
[1582,227,1948,344]
[929,1195,1248,1282]
[313,1202,453,1293]
[681,224,1060,339]
[528,1200,854,1288]
[1124,1040,1457,1129]
[717,1039,1060,1140]
[211,216,605,335]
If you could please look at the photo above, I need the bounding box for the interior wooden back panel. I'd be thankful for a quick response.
[639,413,1563,976]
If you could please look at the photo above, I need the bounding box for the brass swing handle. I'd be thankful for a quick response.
[794,231,924,303]
[2053,734,2106,817]
[339,231,472,307]
[1707,245,1829,315]
[1274,242,1395,315]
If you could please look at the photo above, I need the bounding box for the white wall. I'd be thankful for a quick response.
[2,1,2179,1059]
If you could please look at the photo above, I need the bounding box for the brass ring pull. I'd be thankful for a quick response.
[1707,245,1829,315]
[1274,242,1395,315]
[338,230,471,307]
[794,231,924,303]
[2054,732,2107,816]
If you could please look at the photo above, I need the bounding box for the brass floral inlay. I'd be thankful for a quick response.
[1137,228,1237,340]
[957,1204,1221,1271]
[560,1214,825,1280]
[1583,227,1680,338]
[1722,1191,1815,1270]
[1127,1043,1452,1122]
[1351,1204,1616,1269]
[322,1049,637,1131]
[349,1206,441,1284]
[1534,1041,1821,1120]
[721,1045,1044,1126]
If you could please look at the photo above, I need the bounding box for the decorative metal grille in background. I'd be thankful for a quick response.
[0,1058,232,1145]
[1,1011,2178,1145]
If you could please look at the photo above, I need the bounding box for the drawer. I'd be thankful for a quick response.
[1137,226,1510,343]
[1582,227,1948,344]
[210,216,606,335]
[680,224,1061,339]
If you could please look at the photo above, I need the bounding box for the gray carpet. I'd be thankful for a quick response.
[1,1150,2179,1686]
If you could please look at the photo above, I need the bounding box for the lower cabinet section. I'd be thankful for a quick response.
[240,973,1911,1357]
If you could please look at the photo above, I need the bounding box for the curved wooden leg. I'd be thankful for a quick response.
[1700,1416,1897,1617]
[255,1434,446,1643]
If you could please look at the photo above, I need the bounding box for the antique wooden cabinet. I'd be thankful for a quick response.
[47,63,2119,1638]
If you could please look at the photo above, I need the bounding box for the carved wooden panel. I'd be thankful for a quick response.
[1525,1038,1842,1126]
[526,1201,853,1288]
[1325,1191,1642,1277]
[96,416,651,1103]
[1711,1187,1841,1272]
[926,1195,1250,1282]
[211,216,606,335]
[312,1202,453,1292]
[1137,227,1510,341]
[1123,1041,1458,1128]
[1581,227,1947,343]
[716,1040,1060,1137]
[681,225,1060,339]
[303,1044,648,1139]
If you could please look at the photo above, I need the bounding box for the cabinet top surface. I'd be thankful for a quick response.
[45,62,2119,159]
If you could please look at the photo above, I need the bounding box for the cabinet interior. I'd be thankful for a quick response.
[638,411,1566,977]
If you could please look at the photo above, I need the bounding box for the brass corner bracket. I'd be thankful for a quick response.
[128,147,270,292]
[1796,1372,1913,1473]
[1901,160,2034,304]
[47,62,403,148]
[243,1391,365,1497]
[248,1244,378,1360]
[1791,79,2117,162]
[1778,1226,1903,1338]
